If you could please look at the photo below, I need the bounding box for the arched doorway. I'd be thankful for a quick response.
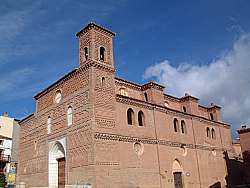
[172,159,184,188]
[49,141,66,188]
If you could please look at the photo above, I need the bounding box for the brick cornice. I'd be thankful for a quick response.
[180,95,199,102]
[237,127,250,134]
[115,77,142,91]
[76,22,115,38]
[19,113,35,124]
[84,60,115,73]
[142,81,165,91]
[164,94,180,102]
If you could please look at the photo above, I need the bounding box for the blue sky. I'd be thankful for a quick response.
[1,0,250,136]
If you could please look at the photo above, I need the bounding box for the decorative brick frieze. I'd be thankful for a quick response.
[68,127,93,168]
[95,162,119,166]
[94,132,229,152]
[96,118,115,129]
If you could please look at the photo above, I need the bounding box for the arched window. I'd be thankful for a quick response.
[144,92,148,102]
[211,128,216,139]
[34,140,37,151]
[181,120,186,134]
[84,47,88,60]
[210,113,214,121]
[101,77,105,86]
[67,106,73,126]
[55,90,62,104]
[174,118,179,132]
[100,47,105,61]
[206,127,211,138]
[47,117,52,134]
[183,106,187,113]
[138,111,145,127]
[127,108,134,126]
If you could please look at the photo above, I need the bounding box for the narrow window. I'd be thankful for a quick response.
[183,106,187,113]
[34,141,37,151]
[174,118,179,132]
[138,111,145,127]
[47,117,52,134]
[84,47,88,60]
[211,128,216,139]
[101,77,105,87]
[67,106,73,126]
[55,90,62,104]
[206,127,211,138]
[181,120,186,134]
[144,92,148,102]
[127,108,134,125]
[210,113,214,121]
[100,47,105,61]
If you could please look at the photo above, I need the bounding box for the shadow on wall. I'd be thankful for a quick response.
[242,150,250,185]
[210,182,221,188]
[224,151,250,188]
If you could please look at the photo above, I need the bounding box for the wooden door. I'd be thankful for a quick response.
[174,172,183,188]
[58,158,66,188]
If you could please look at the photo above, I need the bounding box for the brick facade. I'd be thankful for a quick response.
[17,23,233,188]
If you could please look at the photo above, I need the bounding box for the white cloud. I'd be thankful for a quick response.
[144,33,250,135]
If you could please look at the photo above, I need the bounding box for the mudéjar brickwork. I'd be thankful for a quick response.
[17,22,233,188]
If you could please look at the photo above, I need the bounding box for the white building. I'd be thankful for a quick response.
[0,112,20,184]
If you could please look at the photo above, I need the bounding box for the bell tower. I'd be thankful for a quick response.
[76,22,117,134]
[76,22,115,67]
[76,24,119,187]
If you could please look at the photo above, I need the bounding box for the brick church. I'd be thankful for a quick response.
[17,23,234,188]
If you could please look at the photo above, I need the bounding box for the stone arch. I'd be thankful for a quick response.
[49,139,66,188]
[172,159,183,173]
[172,159,184,188]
